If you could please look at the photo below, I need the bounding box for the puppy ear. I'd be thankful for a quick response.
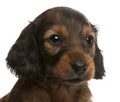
[94,43,105,79]
[6,23,41,77]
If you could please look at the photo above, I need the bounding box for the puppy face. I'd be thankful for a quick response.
[40,25,95,84]
[6,7,105,85]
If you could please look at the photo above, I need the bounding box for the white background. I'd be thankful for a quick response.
[0,0,120,102]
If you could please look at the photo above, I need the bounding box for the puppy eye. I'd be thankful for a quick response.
[49,34,61,45]
[86,35,94,46]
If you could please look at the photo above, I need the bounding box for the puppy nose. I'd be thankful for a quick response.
[72,61,87,75]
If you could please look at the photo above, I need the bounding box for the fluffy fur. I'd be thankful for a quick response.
[0,7,105,102]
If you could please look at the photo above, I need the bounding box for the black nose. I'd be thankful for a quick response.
[72,61,87,75]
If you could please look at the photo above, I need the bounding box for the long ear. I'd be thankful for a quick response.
[6,23,41,77]
[94,44,105,79]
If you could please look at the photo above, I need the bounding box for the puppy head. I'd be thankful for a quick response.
[6,7,105,84]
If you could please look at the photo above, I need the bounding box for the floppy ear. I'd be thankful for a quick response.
[94,43,105,79]
[6,23,41,77]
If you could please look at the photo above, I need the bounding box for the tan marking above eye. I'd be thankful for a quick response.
[82,25,96,39]
[43,29,56,40]
[43,25,68,40]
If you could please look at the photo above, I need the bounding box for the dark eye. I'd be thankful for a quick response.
[86,35,94,46]
[49,34,61,45]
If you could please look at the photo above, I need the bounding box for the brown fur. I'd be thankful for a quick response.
[0,7,105,102]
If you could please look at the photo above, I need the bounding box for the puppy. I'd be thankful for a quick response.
[0,7,105,102]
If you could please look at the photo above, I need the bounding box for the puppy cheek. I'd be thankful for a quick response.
[89,61,95,79]
[44,41,61,56]
[84,59,95,80]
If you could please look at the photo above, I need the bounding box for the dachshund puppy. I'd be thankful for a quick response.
[0,7,105,102]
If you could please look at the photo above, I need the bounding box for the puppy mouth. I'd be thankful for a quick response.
[65,78,82,83]
[46,75,82,85]
[64,78,82,85]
